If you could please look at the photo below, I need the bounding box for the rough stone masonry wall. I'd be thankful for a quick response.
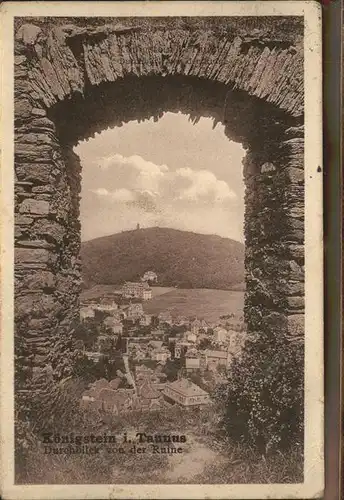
[13,19,304,377]
[243,124,304,343]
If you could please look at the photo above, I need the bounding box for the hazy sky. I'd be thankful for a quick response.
[75,112,246,243]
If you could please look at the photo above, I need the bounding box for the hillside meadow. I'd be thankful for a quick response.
[81,286,244,322]
[144,287,244,322]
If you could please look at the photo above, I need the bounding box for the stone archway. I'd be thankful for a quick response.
[14,18,304,374]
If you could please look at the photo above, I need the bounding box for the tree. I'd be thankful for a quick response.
[214,333,304,454]
[163,359,181,381]
[151,315,159,328]
[72,355,96,381]
[216,364,227,376]
[199,337,211,350]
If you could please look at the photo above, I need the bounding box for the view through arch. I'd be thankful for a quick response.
[75,111,247,381]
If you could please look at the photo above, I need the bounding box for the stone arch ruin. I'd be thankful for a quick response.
[14,18,304,374]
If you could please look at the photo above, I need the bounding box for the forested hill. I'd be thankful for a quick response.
[81,227,244,290]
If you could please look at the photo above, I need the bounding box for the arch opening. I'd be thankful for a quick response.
[75,111,248,382]
[15,73,304,367]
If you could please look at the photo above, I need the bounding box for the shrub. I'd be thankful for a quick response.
[214,333,304,454]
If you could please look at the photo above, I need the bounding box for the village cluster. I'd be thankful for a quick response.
[79,271,246,416]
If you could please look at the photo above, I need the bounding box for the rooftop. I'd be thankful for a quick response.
[98,388,133,406]
[166,378,209,397]
[149,340,163,349]
[137,379,161,399]
[206,350,228,359]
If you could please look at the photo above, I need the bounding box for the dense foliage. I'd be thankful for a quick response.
[81,227,244,290]
[215,333,304,454]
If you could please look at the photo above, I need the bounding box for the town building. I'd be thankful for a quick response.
[174,341,193,359]
[151,328,165,338]
[158,311,173,325]
[205,349,231,370]
[227,331,246,360]
[148,340,164,351]
[185,356,201,372]
[141,270,158,283]
[97,335,116,353]
[103,316,123,334]
[85,352,103,363]
[184,347,201,371]
[81,386,136,414]
[163,379,210,407]
[213,326,228,343]
[174,316,188,326]
[80,305,95,320]
[151,347,171,363]
[190,318,208,335]
[190,319,202,335]
[94,298,119,314]
[184,331,197,343]
[143,288,152,300]
[140,314,152,326]
[122,281,152,300]
[127,303,144,320]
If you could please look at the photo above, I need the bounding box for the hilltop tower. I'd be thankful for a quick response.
[136,223,140,230]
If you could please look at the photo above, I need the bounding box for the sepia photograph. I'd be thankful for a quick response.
[0,2,323,499]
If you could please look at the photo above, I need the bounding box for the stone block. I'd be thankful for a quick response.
[15,181,33,192]
[32,186,55,193]
[288,260,304,281]
[287,314,304,337]
[15,227,23,239]
[36,195,51,201]
[15,293,61,319]
[286,228,304,243]
[24,271,55,291]
[284,166,304,184]
[30,117,56,131]
[14,214,33,226]
[16,193,34,201]
[15,23,42,45]
[33,355,47,366]
[289,206,304,219]
[287,296,304,311]
[14,67,28,79]
[15,56,27,65]
[18,132,56,145]
[32,107,47,116]
[285,125,304,138]
[284,137,304,146]
[32,219,65,244]
[15,143,54,162]
[15,163,54,183]
[15,98,32,119]
[28,318,54,330]
[15,294,40,318]
[287,217,304,229]
[18,239,54,250]
[19,199,49,215]
[15,247,50,264]
[288,244,304,261]
[288,281,304,296]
